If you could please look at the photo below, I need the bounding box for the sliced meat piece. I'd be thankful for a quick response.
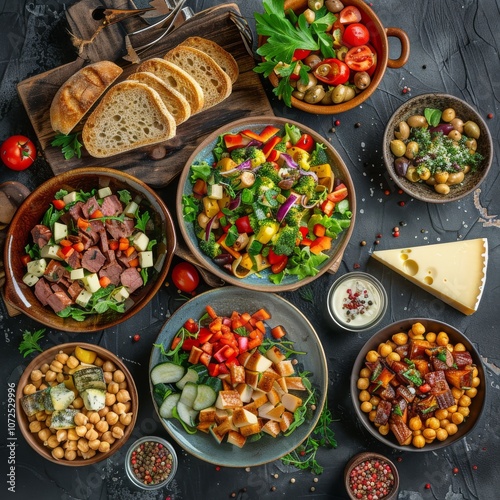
[90,219,104,232]
[66,251,81,270]
[374,399,392,426]
[46,291,72,313]
[107,249,117,263]
[31,224,52,248]
[68,202,85,222]
[105,218,135,239]
[81,246,106,273]
[44,260,68,282]
[34,278,53,306]
[67,281,83,300]
[98,228,109,253]
[99,262,124,286]
[100,194,123,216]
[82,196,100,218]
[78,230,94,250]
[118,249,138,268]
[120,267,143,293]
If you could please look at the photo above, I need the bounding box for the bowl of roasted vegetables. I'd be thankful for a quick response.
[16,342,138,466]
[3,167,176,332]
[149,286,328,467]
[351,318,486,451]
[255,0,409,114]
[177,116,356,292]
[383,93,493,203]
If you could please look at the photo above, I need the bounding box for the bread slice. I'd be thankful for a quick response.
[127,71,191,125]
[164,46,232,110]
[180,37,239,84]
[50,61,123,135]
[137,58,204,114]
[82,81,176,158]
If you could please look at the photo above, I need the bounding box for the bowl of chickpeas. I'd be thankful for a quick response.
[16,342,138,466]
[383,93,493,203]
[351,318,485,451]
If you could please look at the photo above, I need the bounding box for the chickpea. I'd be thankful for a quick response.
[56,373,65,383]
[447,405,458,413]
[106,412,119,426]
[65,449,77,461]
[365,350,379,363]
[435,428,448,441]
[116,389,131,403]
[458,395,472,407]
[81,449,97,460]
[472,367,479,378]
[103,371,113,384]
[105,393,117,406]
[119,382,128,391]
[89,439,101,451]
[369,410,377,422]
[412,435,426,448]
[426,417,440,430]
[445,423,458,436]
[378,424,390,436]
[40,363,50,374]
[94,357,104,367]
[453,343,466,352]
[23,384,37,395]
[107,381,120,394]
[451,412,464,425]
[422,428,436,440]
[435,409,449,420]
[357,377,370,390]
[466,387,478,399]
[52,447,65,460]
[405,141,419,159]
[101,431,116,444]
[447,129,462,142]
[55,352,69,365]
[436,331,449,346]
[50,360,63,373]
[392,332,408,345]
[30,369,44,382]
[67,428,79,441]
[439,418,450,428]
[360,401,373,413]
[390,139,406,157]
[74,413,88,426]
[85,428,99,441]
[45,370,57,383]
[88,411,101,425]
[394,121,410,140]
[72,397,84,409]
[98,441,111,453]
[119,413,133,426]
[425,332,437,343]
[378,343,393,357]
[112,426,124,439]
[77,439,90,453]
[46,435,60,449]
[38,428,52,442]
[95,420,109,434]
[472,376,481,388]
[359,367,371,378]
[359,390,371,402]
[56,429,67,442]
[102,360,116,372]
[66,356,79,369]
[386,352,401,364]
[409,416,422,431]
[369,396,380,407]
[36,411,48,422]
[98,407,110,418]
[29,421,43,433]
[451,387,464,400]
[458,406,470,418]
[442,108,456,122]
[75,425,88,437]
[113,402,126,415]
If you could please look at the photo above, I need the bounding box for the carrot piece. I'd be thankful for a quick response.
[90,209,103,219]
[206,305,218,319]
[249,330,259,340]
[240,312,252,324]
[77,217,90,231]
[247,337,262,350]
[210,331,223,342]
[171,336,182,350]
[251,308,271,321]
[21,254,32,266]
[109,240,119,251]
[128,258,139,267]
[124,246,135,257]
[72,242,85,253]
[192,178,207,196]
[99,276,111,288]
[59,239,73,247]
[271,325,287,339]
[118,237,130,251]
[313,223,326,237]
[254,320,266,334]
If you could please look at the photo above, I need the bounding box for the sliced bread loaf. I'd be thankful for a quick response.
[50,60,123,135]
[164,46,232,110]
[137,58,204,114]
[180,37,239,84]
[127,71,191,125]
[82,81,176,158]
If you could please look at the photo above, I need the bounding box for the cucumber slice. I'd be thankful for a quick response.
[192,384,217,411]
[205,376,223,394]
[176,401,199,428]
[180,382,198,408]
[175,368,199,390]
[153,383,172,407]
[150,362,186,385]
[189,364,208,378]
[159,393,181,419]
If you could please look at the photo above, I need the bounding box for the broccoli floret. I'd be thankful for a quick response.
[283,205,305,227]
[293,175,317,200]
[272,225,300,256]
[309,142,329,166]
[198,232,222,259]
[250,148,266,168]
[230,146,266,168]
[255,176,276,195]
[257,162,282,184]
[274,139,287,153]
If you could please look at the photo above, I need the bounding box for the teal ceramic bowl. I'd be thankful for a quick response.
[176,116,356,292]
[149,287,328,467]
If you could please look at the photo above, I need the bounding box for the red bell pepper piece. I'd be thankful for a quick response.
[181,338,200,351]
[320,199,335,216]
[240,129,263,142]
[208,363,219,377]
[52,199,66,210]
[224,133,249,150]
[198,327,213,344]
[235,215,253,234]
[262,136,282,159]
[258,125,280,142]
[299,226,309,238]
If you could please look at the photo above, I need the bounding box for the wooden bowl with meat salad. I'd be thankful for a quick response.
[16,343,138,465]
[4,167,176,332]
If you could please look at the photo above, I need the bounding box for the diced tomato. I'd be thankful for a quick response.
[21,254,32,266]
[192,178,207,196]
[327,185,348,203]
[235,215,253,234]
[345,45,375,72]
[99,276,111,288]
[271,325,287,339]
[181,338,200,351]
[339,5,362,24]
[209,316,223,332]
[90,209,103,219]
[247,337,262,350]
[109,240,119,250]
[52,199,65,210]
[295,133,315,153]
[252,308,271,321]
[208,363,219,377]
[267,248,286,265]
[225,356,240,368]
[241,312,252,324]
[218,363,229,374]
[271,258,288,274]
[57,245,74,259]
[59,239,73,247]
[184,318,199,334]
[198,327,213,343]
[292,49,311,61]
[128,258,139,267]
[313,224,326,237]
[214,344,235,362]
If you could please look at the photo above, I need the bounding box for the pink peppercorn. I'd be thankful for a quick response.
[348,458,395,499]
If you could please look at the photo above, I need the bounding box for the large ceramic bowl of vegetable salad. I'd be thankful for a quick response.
[177,116,356,292]
[149,287,328,467]
[4,167,176,332]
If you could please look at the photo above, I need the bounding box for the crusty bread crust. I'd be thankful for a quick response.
[180,37,239,84]
[164,46,232,110]
[82,81,176,158]
[127,71,191,125]
[137,58,204,114]
[50,61,123,135]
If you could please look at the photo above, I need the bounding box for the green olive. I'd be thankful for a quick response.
[447,171,465,185]
[450,118,464,133]
[343,86,356,102]
[325,0,344,13]
[405,141,419,159]
[321,89,334,105]
[463,165,471,174]
[336,46,349,61]
[304,85,326,104]
[332,84,347,103]
[434,183,451,195]
[405,166,420,182]
[394,121,410,140]
[434,171,449,184]
[447,129,462,141]
[390,139,406,157]
[303,8,315,23]
[297,73,317,92]
[442,108,456,122]
[292,90,305,101]
[407,115,428,128]
[315,63,331,77]
[465,138,477,151]
[308,0,324,10]
[354,71,371,90]
[463,120,480,139]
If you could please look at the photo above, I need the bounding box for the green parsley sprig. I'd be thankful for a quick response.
[51,132,83,160]
[18,328,46,357]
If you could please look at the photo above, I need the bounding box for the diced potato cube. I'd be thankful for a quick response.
[70,268,85,280]
[82,273,101,293]
[132,231,149,252]
[282,393,303,413]
[203,197,220,218]
[208,183,223,200]
[22,272,39,287]
[226,430,246,448]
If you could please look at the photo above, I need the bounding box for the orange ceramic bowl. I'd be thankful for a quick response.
[261,0,410,114]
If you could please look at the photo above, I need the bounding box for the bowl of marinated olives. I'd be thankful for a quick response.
[256,0,410,114]
[351,318,486,452]
[383,93,493,203]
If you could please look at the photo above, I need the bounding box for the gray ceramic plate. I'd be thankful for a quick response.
[176,116,356,292]
[149,287,328,467]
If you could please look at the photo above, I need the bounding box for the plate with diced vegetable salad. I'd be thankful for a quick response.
[177,116,356,292]
[149,287,328,467]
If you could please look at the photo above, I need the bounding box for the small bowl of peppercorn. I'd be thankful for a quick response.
[125,436,178,490]
[344,452,399,500]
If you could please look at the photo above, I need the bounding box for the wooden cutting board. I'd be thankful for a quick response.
[17,0,274,188]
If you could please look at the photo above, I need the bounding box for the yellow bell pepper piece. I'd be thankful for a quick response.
[217,157,237,171]
[203,196,220,218]
[74,345,97,364]
[255,222,280,244]
[310,163,333,179]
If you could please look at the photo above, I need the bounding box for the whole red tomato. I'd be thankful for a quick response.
[0,135,36,170]
[343,23,370,47]
[171,262,200,292]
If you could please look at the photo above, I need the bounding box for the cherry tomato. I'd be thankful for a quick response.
[292,49,311,61]
[339,6,362,24]
[295,133,315,153]
[343,23,370,47]
[365,44,378,77]
[268,248,287,265]
[171,262,200,292]
[345,45,375,72]
[0,135,36,170]
[271,256,288,274]
[314,58,350,86]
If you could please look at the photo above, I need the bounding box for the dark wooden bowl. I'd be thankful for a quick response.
[383,93,493,203]
[16,342,138,466]
[3,167,176,332]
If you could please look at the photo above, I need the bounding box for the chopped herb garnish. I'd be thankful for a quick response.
[18,328,46,357]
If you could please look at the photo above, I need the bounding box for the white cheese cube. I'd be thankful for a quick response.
[26,258,47,277]
[76,290,93,307]
[82,273,101,293]
[81,388,106,411]
[132,232,149,252]
[70,268,85,280]
[111,286,130,303]
[123,201,139,218]
[138,251,153,268]
[40,245,63,261]
[62,191,78,205]
[22,272,39,287]
[209,183,223,200]
[53,222,68,243]
[97,187,112,199]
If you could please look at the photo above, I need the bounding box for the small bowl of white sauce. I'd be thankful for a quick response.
[326,272,388,332]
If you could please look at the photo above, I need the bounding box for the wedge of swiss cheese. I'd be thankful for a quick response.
[372,238,488,315]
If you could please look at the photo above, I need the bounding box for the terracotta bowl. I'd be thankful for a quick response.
[16,342,138,466]
[383,93,493,203]
[344,452,399,500]
[261,0,410,114]
[176,116,356,292]
[3,167,176,332]
[351,318,486,452]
